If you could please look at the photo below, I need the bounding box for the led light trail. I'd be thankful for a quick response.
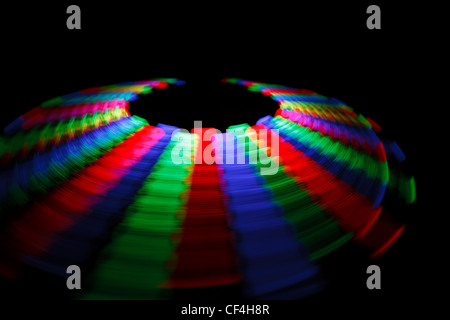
[0,78,415,299]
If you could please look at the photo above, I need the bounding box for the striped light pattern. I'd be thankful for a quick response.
[0,78,415,299]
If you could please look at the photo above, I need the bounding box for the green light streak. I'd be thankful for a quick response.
[81,133,195,299]
[271,116,388,185]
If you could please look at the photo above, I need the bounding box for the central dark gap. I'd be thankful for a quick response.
[128,80,280,132]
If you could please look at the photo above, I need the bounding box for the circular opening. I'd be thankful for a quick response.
[128,80,280,132]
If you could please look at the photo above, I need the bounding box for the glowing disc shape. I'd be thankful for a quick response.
[0,78,415,299]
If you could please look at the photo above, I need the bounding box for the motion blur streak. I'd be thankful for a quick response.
[0,78,415,299]
[81,126,192,299]
[165,128,241,288]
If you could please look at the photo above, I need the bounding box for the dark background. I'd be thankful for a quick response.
[1,1,432,317]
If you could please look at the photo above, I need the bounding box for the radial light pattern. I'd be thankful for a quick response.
[0,78,415,299]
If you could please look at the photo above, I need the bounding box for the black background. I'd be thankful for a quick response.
[1,1,434,317]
